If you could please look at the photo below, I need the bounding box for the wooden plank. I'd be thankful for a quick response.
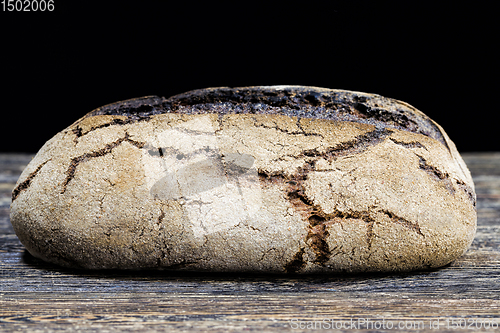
[1,153,499,332]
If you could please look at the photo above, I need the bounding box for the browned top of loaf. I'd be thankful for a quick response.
[84,86,447,147]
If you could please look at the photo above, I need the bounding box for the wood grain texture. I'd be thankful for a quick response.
[1,152,499,332]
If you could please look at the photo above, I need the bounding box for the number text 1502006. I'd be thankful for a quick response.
[2,0,54,11]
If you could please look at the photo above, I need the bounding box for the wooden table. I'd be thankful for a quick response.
[1,153,499,332]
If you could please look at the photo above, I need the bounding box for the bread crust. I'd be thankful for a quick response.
[10,86,476,272]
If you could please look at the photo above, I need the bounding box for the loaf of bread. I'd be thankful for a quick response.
[10,86,476,273]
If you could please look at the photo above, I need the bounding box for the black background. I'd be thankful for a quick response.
[1,1,496,153]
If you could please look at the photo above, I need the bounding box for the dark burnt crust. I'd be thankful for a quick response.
[83,86,448,148]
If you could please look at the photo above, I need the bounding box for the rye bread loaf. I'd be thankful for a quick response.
[10,86,476,273]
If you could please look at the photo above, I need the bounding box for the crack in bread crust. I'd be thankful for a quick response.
[284,247,306,273]
[12,159,51,202]
[61,133,145,193]
[416,154,476,206]
[72,118,129,139]
[300,128,393,160]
